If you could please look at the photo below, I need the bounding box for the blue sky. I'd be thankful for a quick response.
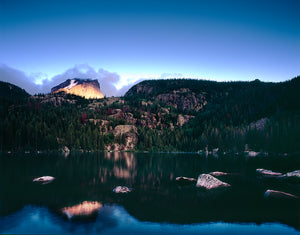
[0,0,299,95]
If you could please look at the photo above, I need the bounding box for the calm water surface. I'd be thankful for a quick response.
[0,152,299,234]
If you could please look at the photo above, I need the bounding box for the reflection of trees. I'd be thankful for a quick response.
[105,152,137,180]
[0,152,202,217]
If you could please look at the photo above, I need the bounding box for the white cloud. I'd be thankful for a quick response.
[0,64,40,94]
[159,73,184,79]
[30,72,49,85]
[0,64,134,96]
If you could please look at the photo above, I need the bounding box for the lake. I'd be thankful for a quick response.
[0,152,300,234]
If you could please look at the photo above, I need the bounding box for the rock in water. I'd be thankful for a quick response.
[256,168,283,177]
[175,176,196,186]
[209,171,230,176]
[196,174,231,190]
[33,176,55,184]
[113,186,132,193]
[51,78,104,99]
[264,190,298,199]
[284,170,300,178]
[60,146,70,157]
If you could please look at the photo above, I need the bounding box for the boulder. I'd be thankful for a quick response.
[113,186,133,193]
[60,146,70,157]
[196,174,231,190]
[264,189,298,199]
[284,170,300,178]
[256,168,282,177]
[175,176,196,186]
[33,176,55,184]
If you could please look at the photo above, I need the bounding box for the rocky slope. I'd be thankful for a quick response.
[156,88,207,112]
[125,79,209,112]
[51,78,104,99]
[1,76,300,153]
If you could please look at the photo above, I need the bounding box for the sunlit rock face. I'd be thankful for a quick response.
[51,78,104,99]
[61,201,102,219]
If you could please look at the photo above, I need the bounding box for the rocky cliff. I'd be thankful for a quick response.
[125,80,208,112]
[156,88,207,112]
[109,125,138,151]
[51,78,104,99]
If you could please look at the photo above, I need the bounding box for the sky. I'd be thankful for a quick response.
[0,0,299,96]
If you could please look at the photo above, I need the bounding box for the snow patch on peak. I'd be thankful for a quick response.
[65,79,78,90]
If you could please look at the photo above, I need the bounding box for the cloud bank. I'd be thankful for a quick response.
[0,64,40,95]
[0,64,188,97]
[0,64,137,97]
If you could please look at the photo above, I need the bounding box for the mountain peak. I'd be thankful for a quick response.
[51,78,104,99]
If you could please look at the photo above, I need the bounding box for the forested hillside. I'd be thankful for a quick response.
[0,77,299,154]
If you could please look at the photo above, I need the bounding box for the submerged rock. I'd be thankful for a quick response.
[113,186,133,193]
[33,176,55,184]
[256,169,283,177]
[175,176,196,186]
[264,190,298,199]
[196,174,231,190]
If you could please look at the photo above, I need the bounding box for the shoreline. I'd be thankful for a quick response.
[0,149,299,157]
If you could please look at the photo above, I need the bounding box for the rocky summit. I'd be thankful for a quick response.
[51,78,104,99]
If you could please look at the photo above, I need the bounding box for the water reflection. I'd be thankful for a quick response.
[97,152,137,183]
[0,204,299,235]
[108,152,137,179]
[0,152,300,233]
[61,201,102,220]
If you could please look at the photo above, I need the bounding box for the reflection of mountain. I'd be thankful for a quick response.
[0,205,118,234]
[0,153,299,230]
[61,201,102,220]
[0,204,298,234]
